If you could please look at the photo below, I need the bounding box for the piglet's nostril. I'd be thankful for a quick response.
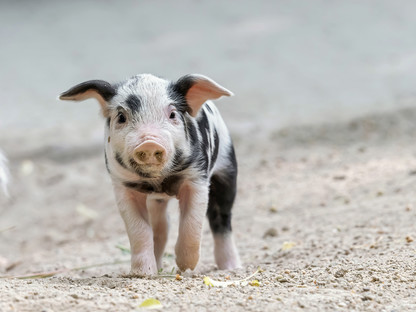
[136,151,147,162]
[154,151,164,162]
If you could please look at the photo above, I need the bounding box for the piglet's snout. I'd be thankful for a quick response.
[133,141,166,166]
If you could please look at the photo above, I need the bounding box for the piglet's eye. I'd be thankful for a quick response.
[169,111,176,119]
[117,112,126,124]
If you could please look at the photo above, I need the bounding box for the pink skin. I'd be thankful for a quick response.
[123,124,174,177]
[130,105,178,154]
[126,129,172,159]
[133,141,167,166]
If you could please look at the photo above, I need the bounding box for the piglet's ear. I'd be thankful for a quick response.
[174,74,233,117]
[59,80,116,117]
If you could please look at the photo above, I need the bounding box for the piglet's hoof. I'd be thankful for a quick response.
[130,255,158,276]
[175,245,200,272]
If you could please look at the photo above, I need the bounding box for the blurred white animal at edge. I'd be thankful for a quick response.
[0,150,9,196]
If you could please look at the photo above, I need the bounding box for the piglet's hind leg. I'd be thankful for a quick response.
[207,173,241,270]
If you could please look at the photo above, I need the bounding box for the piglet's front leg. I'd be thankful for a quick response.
[175,180,209,272]
[114,185,157,276]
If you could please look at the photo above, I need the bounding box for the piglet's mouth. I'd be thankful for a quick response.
[128,158,164,179]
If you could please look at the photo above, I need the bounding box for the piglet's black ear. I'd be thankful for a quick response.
[174,74,233,117]
[59,80,116,117]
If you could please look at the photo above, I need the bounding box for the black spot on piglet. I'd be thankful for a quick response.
[125,94,142,112]
[124,181,154,193]
[115,153,127,169]
[160,175,183,196]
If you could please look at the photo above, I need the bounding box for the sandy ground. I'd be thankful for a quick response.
[1,107,416,311]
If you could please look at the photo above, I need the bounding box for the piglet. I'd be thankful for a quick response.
[60,74,241,275]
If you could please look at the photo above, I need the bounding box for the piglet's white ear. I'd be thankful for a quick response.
[174,74,233,117]
[59,80,116,117]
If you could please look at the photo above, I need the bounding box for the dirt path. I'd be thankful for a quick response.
[1,108,415,311]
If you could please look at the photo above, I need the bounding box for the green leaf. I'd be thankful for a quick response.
[115,244,131,254]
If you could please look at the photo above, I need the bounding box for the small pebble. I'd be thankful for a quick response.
[361,295,373,301]
[269,206,278,213]
[276,275,289,283]
[263,228,278,238]
[334,269,348,278]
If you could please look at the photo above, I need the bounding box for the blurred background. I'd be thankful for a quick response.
[1,0,416,138]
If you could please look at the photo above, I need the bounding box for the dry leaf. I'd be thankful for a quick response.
[250,280,260,286]
[139,298,163,309]
[282,241,296,251]
[76,203,98,220]
[203,276,214,286]
[203,268,261,288]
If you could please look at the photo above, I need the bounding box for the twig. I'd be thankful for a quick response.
[1,259,129,279]
[0,226,16,233]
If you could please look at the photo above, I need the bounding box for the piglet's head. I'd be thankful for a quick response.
[59,74,232,179]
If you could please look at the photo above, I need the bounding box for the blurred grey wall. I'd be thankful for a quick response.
[1,0,416,137]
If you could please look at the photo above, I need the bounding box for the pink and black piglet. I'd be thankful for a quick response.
[60,74,240,275]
